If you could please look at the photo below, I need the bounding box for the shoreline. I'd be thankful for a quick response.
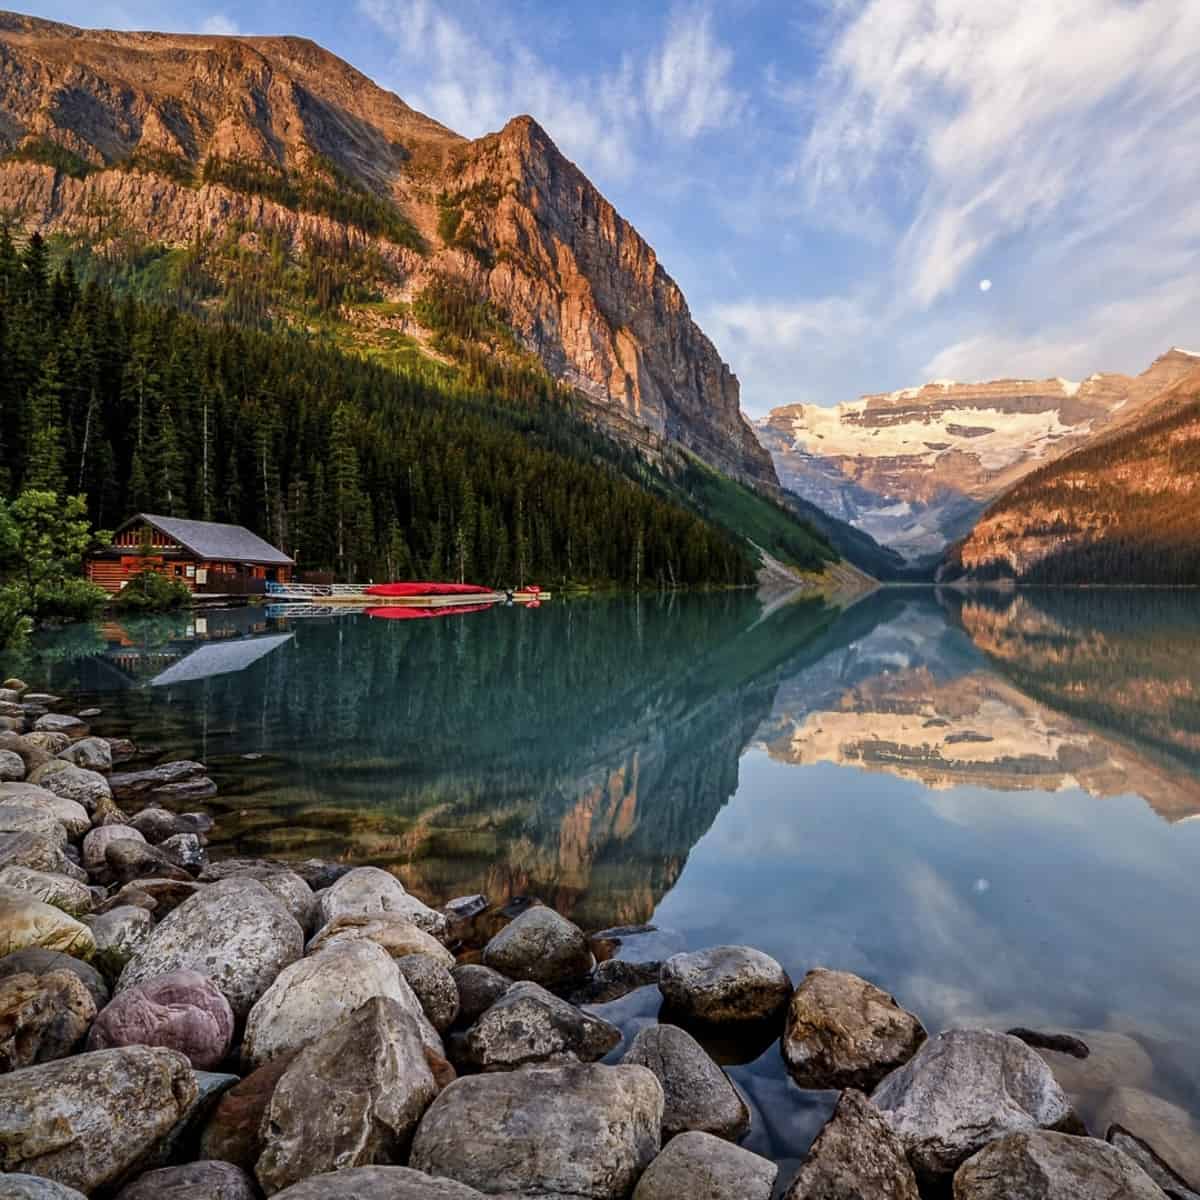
[0,677,1198,1199]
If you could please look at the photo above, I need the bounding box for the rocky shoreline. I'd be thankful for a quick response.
[0,678,1197,1200]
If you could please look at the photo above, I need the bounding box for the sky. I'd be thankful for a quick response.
[29,0,1200,415]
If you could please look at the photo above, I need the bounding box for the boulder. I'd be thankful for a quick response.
[83,824,145,870]
[0,1176,88,1199]
[130,807,214,844]
[33,713,87,739]
[315,867,447,938]
[1097,1088,1200,1189]
[0,735,52,775]
[568,959,663,1005]
[88,968,234,1069]
[109,761,210,801]
[242,938,441,1068]
[481,905,593,988]
[0,786,89,838]
[118,877,304,1021]
[871,1030,1077,1183]
[105,878,204,916]
[398,953,459,1032]
[0,749,24,781]
[782,968,927,1091]
[56,737,113,773]
[0,1046,197,1192]
[106,839,194,886]
[86,905,154,978]
[22,695,61,707]
[159,833,207,873]
[141,1069,240,1173]
[2,679,28,695]
[272,1167,486,1198]
[21,733,69,757]
[451,963,512,1026]
[783,1087,920,1199]
[0,948,109,1008]
[0,867,94,917]
[199,1052,297,1172]
[464,980,620,1071]
[256,997,440,1194]
[287,858,351,891]
[659,946,791,1024]
[410,1062,664,1200]
[30,763,111,810]
[114,1160,259,1200]
[1109,1125,1200,1200]
[196,866,314,933]
[0,890,96,959]
[105,738,138,765]
[0,833,86,883]
[953,1131,1167,1199]
[0,969,97,1070]
[622,1023,750,1141]
[633,1131,777,1200]
[308,913,454,967]
[0,805,67,846]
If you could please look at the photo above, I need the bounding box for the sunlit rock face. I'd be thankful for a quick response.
[758,351,1200,563]
[0,13,774,489]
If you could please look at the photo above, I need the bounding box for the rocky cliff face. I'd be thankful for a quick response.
[0,12,775,488]
[757,350,1200,561]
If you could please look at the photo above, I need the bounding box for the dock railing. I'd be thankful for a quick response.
[265,582,365,600]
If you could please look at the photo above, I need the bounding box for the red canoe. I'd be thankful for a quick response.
[366,604,494,621]
[363,582,492,598]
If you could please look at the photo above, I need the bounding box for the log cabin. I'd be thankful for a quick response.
[86,514,295,595]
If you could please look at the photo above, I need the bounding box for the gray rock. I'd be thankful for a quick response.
[0,786,90,838]
[0,1046,198,1193]
[21,733,69,756]
[256,996,439,1194]
[0,1175,88,1199]
[199,1054,296,1172]
[114,1160,259,1200]
[1109,1125,1200,1200]
[783,1087,919,1199]
[243,939,442,1068]
[105,738,138,765]
[622,1023,750,1141]
[659,945,791,1024]
[481,905,593,987]
[0,968,97,1070]
[410,1062,664,1200]
[56,737,113,773]
[88,968,235,1070]
[106,878,204,916]
[1,680,28,696]
[782,968,927,1091]
[83,824,146,871]
[0,805,67,847]
[0,749,24,781]
[0,833,86,882]
[315,867,447,938]
[953,1131,1167,1199]
[105,840,193,886]
[287,859,351,891]
[131,1069,241,1174]
[464,980,620,1071]
[451,963,512,1025]
[119,877,304,1021]
[109,761,209,801]
[871,1030,1077,1183]
[0,947,109,1008]
[398,953,460,1033]
[86,905,154,978]
[443,894,489,922]
[159,832,207,873]
[0,866,94,917]
[1097,1088,1200,1191]
[30,763,111,810]
[272,1167,486,1198]
[634,1130,777,1200]
[33,713,88,739]
[130,807,214,844]
[0,735,52,775]
[568,959,663,1005]
[23,696,61,708]
[308,913,454,966]
[235,869,314,933]
[0,889,96,959]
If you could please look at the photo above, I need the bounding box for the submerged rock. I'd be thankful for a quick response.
[659,945,791,1024]
[108,761,210,801]
[256,996,439,1194]
[783,1087,919,1200]
[464,980,620,1071]
[633,1130,777,1200]
[480,905,594,988]
[953,1131,1166,1199]
[782,968,926,1091]
[1097,1088,1200,1190]
[622,1023,750,1142]
[569,959,663,1005]
[871,1030,1077,1183]
[114,1160,259,1200]
[0,969,97,1070]
[1108,1124,1200,1200]
[0,1046,197,1193]
[118,877,304,1021]
[410,1062,664,1200]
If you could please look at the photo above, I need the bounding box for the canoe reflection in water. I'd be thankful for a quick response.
[366,604,495,621]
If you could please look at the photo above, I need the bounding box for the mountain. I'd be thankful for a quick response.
[947,358,1200,583]
[757,350,1200,564]
[0,12,774,488]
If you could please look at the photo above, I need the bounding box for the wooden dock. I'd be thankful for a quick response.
[265,584,549,606]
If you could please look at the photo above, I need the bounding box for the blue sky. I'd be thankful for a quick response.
[30,0,1200,414]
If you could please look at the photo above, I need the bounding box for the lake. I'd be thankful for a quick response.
[8,587,1200,1178]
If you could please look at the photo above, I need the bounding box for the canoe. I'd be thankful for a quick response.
[363,582,492,598]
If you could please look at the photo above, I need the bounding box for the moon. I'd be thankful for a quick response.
[979,278,993,292]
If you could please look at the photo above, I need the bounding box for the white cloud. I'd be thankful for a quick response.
[645,8,743,139]
[199,13,240,36]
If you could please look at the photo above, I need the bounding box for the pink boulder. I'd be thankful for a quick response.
[87,968,234,1069]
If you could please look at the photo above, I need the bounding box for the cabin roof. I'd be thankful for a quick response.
[115,514,295,566]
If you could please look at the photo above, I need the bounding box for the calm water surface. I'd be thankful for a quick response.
[7,588,1200,1178]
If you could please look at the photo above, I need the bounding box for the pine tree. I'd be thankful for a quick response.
[26,350,66,494]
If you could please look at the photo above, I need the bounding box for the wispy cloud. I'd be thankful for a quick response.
[199,13,241,36]
[645,8,744,139]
